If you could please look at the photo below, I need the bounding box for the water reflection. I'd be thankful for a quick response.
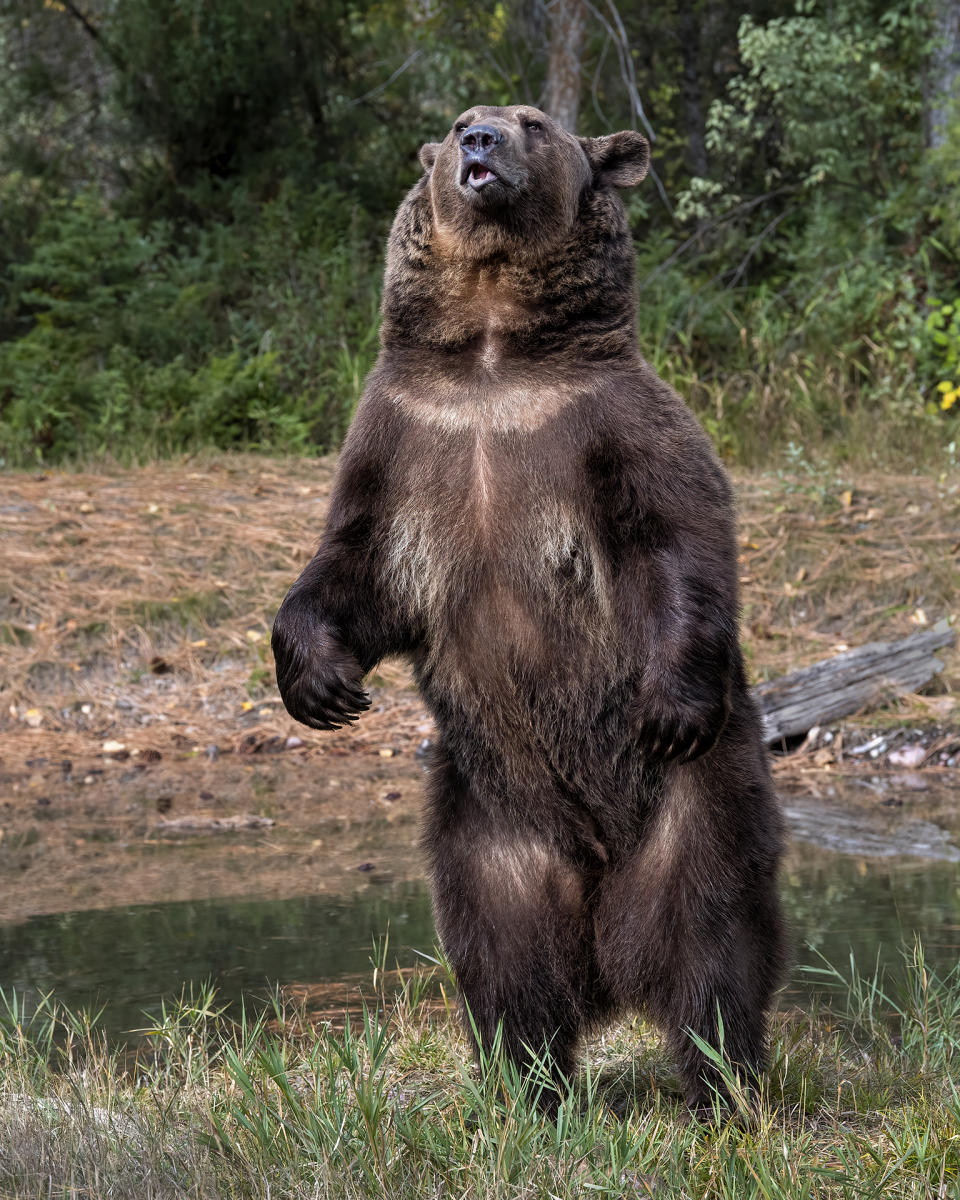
[2,794,959,1042]
[781,841,960,980]
[0,882,436,1041]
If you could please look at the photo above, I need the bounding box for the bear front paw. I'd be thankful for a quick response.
[272,608,370,731]
[635,689,730,764]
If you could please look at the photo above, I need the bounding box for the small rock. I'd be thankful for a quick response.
[378,748,394,758]
[415,738,432,759]
[284,736,304,750]
[102,739,126,754]
[204,744,220,761]
[199,791,214,801]
[357,862,375,872]
[888,744,926,769]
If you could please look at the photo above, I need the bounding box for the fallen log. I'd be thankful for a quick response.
[155,813,276,833]
[753,620,955,745]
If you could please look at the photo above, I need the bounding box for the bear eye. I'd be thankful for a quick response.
[454,122,468,133]
[525,120,542,132]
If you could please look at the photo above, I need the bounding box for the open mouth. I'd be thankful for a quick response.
[461,160,499,190]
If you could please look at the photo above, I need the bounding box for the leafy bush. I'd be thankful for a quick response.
[927,300,960,412]
[0,186,382,465]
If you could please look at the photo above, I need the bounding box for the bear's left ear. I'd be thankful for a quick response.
[419,142,441,173]
[579,131,650,189]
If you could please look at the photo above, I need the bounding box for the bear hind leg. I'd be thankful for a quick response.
[426,810,604,1101]
[595,763,785,1113]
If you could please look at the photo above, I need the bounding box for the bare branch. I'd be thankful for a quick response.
[485,48,518,95]
[602,0,655,143]
[59,0,101,44]
[583,0,672,214]
[349,50,422,107]
[57,0,127,75]
[725,207,795,290]
[638,187,799,288]
[591,31,612,125]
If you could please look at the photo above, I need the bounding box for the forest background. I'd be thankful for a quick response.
[1,0,959,470]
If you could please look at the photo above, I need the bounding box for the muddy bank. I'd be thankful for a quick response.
[3,717,959,924]
[0,742,428,923]
[1,455,958,923]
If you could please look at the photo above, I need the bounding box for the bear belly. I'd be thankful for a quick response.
[384,461,620,769]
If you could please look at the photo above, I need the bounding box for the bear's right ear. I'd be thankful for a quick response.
[419,142,441,173]
[579,131,650,189]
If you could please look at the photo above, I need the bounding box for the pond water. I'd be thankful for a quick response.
[2,779,959,1043]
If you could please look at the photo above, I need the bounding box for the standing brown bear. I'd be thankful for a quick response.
[273,105,786,1112]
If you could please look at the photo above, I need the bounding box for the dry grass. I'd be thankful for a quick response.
[0,455,429,771]
[1,455,959,1198]
[736,470,959,679]
[0,454,957,783]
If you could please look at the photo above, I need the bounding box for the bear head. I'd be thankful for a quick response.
[417,105,649,260]
[380,106,651,358]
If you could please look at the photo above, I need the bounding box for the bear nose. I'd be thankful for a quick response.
[459,124,503,153]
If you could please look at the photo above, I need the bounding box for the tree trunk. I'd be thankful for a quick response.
[543,0,586,133]
[679,1,707,177]
[927,0,960,149]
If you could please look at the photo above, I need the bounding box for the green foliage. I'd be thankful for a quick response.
[926,300,960,412]
[1,0,959,467]
[0,185,381,465]
[108,0,317,179]
[633,0,957,459]
[692,0,929,202]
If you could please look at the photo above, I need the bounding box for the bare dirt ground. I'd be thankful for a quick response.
[1,455,957,923]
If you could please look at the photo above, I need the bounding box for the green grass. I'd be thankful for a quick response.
[1,943,959,1198]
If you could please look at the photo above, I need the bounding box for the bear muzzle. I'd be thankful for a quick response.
[458,123,507,192]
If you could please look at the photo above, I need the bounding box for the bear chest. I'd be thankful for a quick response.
[382,431,610,637]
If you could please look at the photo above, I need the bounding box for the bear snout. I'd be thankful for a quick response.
[459,124,503,153]
[458,125,506,192]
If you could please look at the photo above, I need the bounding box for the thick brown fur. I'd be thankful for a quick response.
[273,105,786,1111]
